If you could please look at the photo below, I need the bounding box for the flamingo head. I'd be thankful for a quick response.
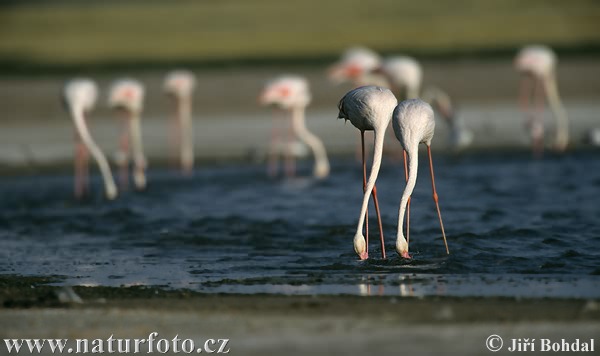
[354,232,368,260]
[396,237,411,259]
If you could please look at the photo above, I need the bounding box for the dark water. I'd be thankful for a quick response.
[1,151,599,298]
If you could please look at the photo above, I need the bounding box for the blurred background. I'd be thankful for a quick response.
[0,0,599,169]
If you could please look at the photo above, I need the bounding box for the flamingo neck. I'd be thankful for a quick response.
[291,107,330,178]
[71,107,117,200]
[543,74,569,150]
[355,129,385,234]
[397,146,419,248]
[128,112,147,190]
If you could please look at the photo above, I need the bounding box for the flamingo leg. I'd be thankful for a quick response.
[119,119,130,191]
[284,109,295,178]
[427,146,449,254]
[268,109,281,178]
[371,184,386,259]
[518,75,533,113]
[403,149,411,246]
[361,130,369,257]
[532,78,545,157]
[172,111,182,170]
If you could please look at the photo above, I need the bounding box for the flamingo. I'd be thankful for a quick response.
[422,87,473,150]
[328,46,387,87]
[393,99,449,258]
[164,70,196,175]
[515,45,569,154]
[108,79,147,191]
[62,78,117,200]
[380,56,422,100]
[260,75,330,179]
[337,86,398,260]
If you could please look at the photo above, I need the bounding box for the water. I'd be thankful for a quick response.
[1,151,599,298]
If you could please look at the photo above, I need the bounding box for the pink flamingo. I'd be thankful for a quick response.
[260,75,330,179]
[515,45,569,154]
[62,79,117,200]
[337,86,397,260]
[393,99,449,258]
[164,70,196,175]
[328,46,387,87]
[108,79,147,191]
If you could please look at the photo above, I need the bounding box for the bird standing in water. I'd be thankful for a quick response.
[164,70,196,175]
[393,99,449,258]
[260,75,330,179]
[338,86,397,260]
[108,79,147,191]
[62,78,117,200]
[515,45,569,155]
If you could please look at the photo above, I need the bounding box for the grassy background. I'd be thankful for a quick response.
[0,0,599,71]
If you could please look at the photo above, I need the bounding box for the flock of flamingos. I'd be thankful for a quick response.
[63,44,568,260]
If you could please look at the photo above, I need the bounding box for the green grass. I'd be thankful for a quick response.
[0,0,599,69]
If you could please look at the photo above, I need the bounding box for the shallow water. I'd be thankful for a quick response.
[1,151,599,298]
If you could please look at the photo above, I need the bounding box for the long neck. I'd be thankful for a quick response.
[128,112,147,190]
[71,107,117,200]
[355,129,385,234]
[397,146,419,242]
[291,107,330,178]
[543,74,569,149]
[178,96,194,171]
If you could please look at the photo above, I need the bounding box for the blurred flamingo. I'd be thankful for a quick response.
[337,86,397,260]
[62,78,117,200]
[380,56,422,100]
[422,87,473,150]
[393,99,449,258]
[382,57,472,151]
[108,79,147,191]
[328,46,387,87]
[515,45,569,154]
[260,75,330,179]
[164,70,196,175]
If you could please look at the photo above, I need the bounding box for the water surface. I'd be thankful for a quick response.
[1,152,599,298]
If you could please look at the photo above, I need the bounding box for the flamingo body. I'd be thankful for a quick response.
[328,47,386,87]
[260,75,330,178]
[63,78,117,200]
[381,56,422,100]
[338,86,397,259]
[393,99,448,257]
[515,45,569,152]
[164,70,197,175]
[108,79,147,190]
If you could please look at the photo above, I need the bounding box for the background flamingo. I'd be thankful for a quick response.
[108,79,147,191]
[393,99,449,258]
[337,86,398,260]
[515,45,569,154]
[380,56,422,100]
[259,75,330,179]
[328,46,387,87]
[62,78,117,200]
[422,86,473,150]
[164,70,196,175]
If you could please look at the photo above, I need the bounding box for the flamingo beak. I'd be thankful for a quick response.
[359,252,368,260]
[401,251,411,259]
